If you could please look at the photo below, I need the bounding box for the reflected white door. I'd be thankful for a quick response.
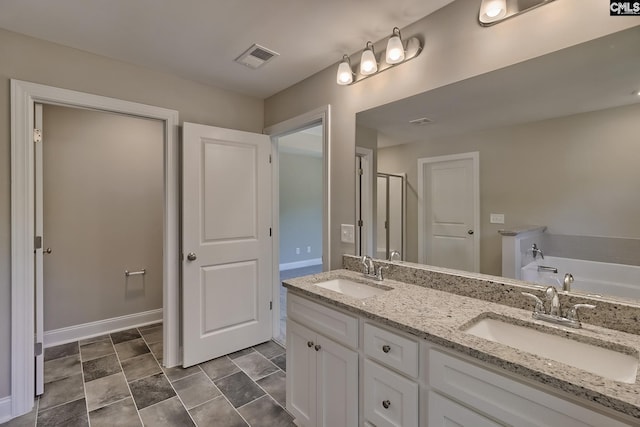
[182,123,272,367]
[418,153,479,272]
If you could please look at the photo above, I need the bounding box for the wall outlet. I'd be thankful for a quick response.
[341,224,355,243]
[296,247,300,255]
[307,246,311,253]
[490,213,505,224]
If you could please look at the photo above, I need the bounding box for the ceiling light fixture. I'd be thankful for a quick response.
[336,55,354,85]
[479,0,557,26]
[336,27,422,86]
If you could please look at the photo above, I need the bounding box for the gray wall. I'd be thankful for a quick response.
[0,28,263,399]
[377,103,640,276]
[279,152,323,264]
[43,104,163,330]
[264,0,637,273]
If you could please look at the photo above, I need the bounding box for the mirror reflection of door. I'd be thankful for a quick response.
[376,173,405,260]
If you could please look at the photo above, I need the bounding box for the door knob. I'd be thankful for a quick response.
[467,230,474,235]
[382,400,391,409]
[382,345,391,353]
[314,344,321,351]
[45,248,52,254]
[307,341,314,348]
[186,252,197,261]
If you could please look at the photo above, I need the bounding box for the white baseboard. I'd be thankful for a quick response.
[279,258,322,271]
[44,308,163,348]
[0,396,12,424]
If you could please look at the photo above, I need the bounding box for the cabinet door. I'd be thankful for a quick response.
[364,359,418,427]
[316,334,359,427]
[427,391,502,427]
[287,320,317,426]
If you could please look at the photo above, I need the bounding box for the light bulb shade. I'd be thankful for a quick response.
[386,28,405,65]
[480,0,507,22]
[336,57,353,85]
[360,42,378,76]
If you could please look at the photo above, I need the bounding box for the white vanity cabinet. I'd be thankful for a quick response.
[286,294,359,427]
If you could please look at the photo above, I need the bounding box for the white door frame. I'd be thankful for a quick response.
[10,80,180,417]
[264,105,331,341]
[355,147,373,257]
[417,152,480,271]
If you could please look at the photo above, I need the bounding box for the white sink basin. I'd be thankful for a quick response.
[314,278,388,299]
[463,316,638,384]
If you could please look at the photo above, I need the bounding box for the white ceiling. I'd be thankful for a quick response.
[0,0,455,98]
[358,26,640,147]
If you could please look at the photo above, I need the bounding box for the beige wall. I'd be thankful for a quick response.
[0,28,263,398]
[378,103,640,275]
[264,0,638,273]
[43,104,163,330]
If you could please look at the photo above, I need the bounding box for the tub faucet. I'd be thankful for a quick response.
[531,243,544,260]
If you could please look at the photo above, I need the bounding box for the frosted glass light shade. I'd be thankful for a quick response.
[480,0,507,22]
[336,57,353,85]
[360,44,378,76]
[386,30,405,64]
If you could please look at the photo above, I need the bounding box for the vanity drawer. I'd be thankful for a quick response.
[364,323,418,378]
[364,359,418,427]
[287,293,358,348]
[428,349,629,427]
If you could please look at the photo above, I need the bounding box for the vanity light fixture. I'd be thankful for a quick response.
[336,27,422,86]
[360,42,378,76]
[336,55,354,85]
[479,0,557,26]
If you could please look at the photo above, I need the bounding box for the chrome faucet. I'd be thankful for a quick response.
[361,255,387,281]
[388,250,401,262]
[531,243,544,260]
[563,273,574,292]
[522,286,595,328]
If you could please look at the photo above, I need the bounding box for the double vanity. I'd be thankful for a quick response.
[283,255,640,426]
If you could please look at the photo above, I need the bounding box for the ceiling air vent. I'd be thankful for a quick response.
[409,117,433,125]
[235,44,279,69]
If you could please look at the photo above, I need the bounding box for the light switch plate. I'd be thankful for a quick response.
[490,213,505,224]
[341,224,355,243]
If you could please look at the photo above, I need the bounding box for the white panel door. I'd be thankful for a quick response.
[182,123,272,367]
[418,153,479,272]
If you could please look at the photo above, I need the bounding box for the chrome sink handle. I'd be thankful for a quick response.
[375,265,388,281]
[566,303,596,322]
[521,292,544,314]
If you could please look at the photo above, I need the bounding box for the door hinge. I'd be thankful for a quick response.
[33,129,42,144]
[385,221,389,229]
[357,168,363,176]
[269,227,272,237]
[269,154,272,164]
[35,342,43,357]
[35,236,42,249]
[269,301,273,310]
[357,220,363,227]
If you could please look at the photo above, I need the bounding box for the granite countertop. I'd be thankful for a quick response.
[283,269,640,421]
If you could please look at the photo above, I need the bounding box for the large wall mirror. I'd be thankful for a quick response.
[355,26,640,303]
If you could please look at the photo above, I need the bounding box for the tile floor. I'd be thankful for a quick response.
[3,324,292,427]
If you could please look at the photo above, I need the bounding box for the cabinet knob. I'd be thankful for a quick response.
[314,344,321,351]
[382,345,391,353]
[382,400,391,409]
[307,341,314,348]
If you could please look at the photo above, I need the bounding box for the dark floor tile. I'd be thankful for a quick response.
[270,354,286,372]
[238,395,295,427]
[44,342,79,361]
[189,396,248,427]
[82,354,121,382]
[140,325,163,344]
[214,371,265,408]
[233,352,279,380]
[39,373,84,411]
[85,372,131,411]
[163,364,202,382]
[37,398,88,427]
[89,397,142,427]
[256,371,286,407]
[253,341,285,359]
[44,354,81,383]
[121,353,161,382]
[139,396,195,427]
[173,371,220,410]
[111,328,141,344]
[115,338,150,361]
[129,372,176,410]
[227,347,255,359]
[80,340,114,361]
[148,342,163,364]
[200,356,239,381]
[79,334,111,346]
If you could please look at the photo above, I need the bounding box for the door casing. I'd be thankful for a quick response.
[10,80,180,418]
